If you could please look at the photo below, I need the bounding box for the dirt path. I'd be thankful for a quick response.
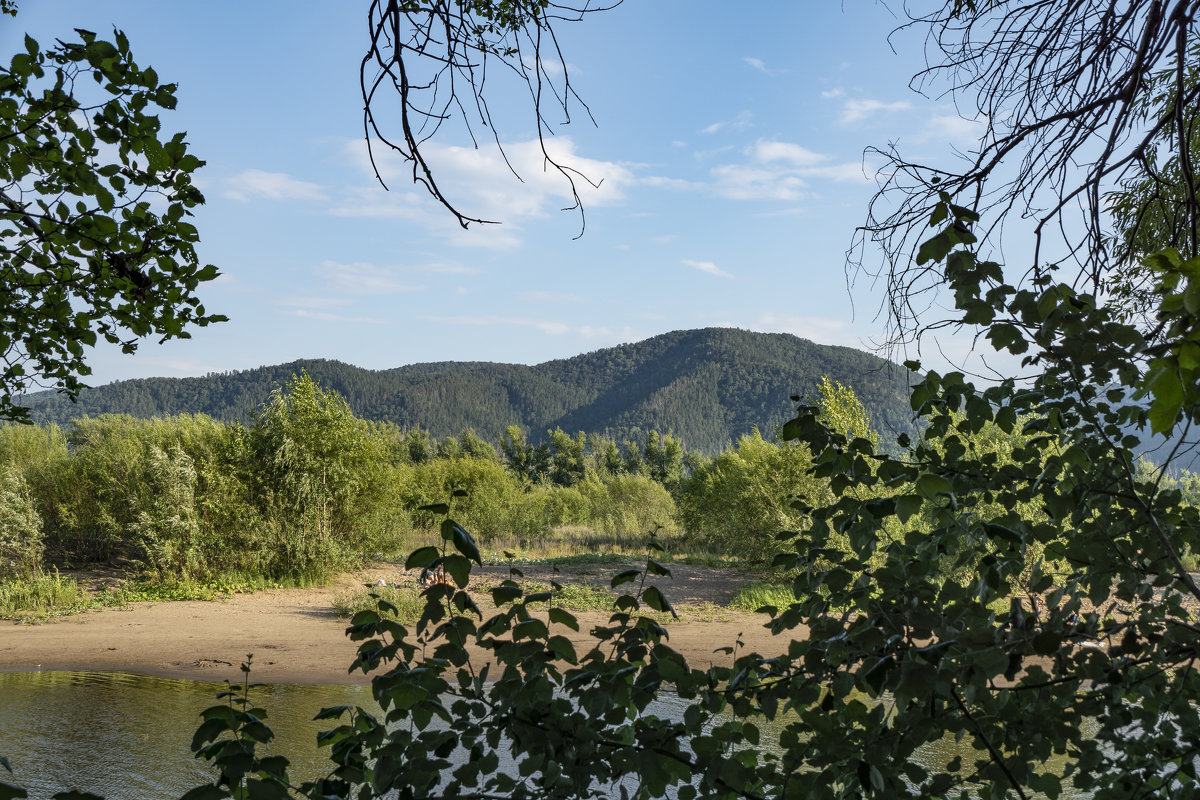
[0,565,794,684]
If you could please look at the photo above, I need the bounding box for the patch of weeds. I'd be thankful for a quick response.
[0,571,95,622]
[728,581,799,612]
[333,584,424,624]
[509,580,616,612]
[677,602,733,623]
[117,578,219,602]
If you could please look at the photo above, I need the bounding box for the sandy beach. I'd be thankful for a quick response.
[0,565,792,684]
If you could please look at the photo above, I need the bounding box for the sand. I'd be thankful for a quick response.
[0,566,794,684]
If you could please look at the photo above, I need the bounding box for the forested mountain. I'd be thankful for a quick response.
[19,328,916,452]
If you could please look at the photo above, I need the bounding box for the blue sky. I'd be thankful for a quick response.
[4,2,988,385]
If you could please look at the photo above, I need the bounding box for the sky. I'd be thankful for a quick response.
[3,2,991,386]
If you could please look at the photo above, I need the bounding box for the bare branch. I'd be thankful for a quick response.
[360,0,620,232]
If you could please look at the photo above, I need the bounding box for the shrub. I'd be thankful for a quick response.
[579,474,679,539]
[0,466,43,578]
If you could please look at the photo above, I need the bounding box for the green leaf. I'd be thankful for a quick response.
[548,607,579,631]
[0,782,28,800]
[418,502,450,515]
[915,474,954,500]
[645,559,671,577]
[547,635,578,663]
[445,520,481,564]
[1032,632,1061,656]
[610,569,641,588]
[312,705,353,721]
[513,618,549,640]
[405,546,440,570]
[491,584,523,605]
[896,495,924,523]
[442,554,471,587]
[642,586,677,618]
[53,792,105,800]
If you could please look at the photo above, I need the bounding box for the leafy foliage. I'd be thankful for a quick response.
[0,28,224,419]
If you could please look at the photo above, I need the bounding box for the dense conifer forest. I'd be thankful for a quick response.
[19,328,916,452]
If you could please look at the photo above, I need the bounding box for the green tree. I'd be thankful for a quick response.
[676,428,824,563]
[248,373,390,565]
[0,465,42,577]
[1,27,223,419]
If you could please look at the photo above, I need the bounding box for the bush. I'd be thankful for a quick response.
[579,474,679,539]
[676,430,826,563]
[399,456,531,540]
[0,466,43,578]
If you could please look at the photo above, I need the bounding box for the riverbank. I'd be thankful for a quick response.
[0,565,791,684]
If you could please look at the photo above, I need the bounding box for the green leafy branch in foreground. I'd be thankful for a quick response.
[1,27,225,419]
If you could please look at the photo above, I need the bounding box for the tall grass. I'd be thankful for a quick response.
[728,581,798,612]
[332,584,425,624]
[0,571,93,620]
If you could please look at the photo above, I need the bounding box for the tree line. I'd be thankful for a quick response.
[0,372,889,586]
[18,328,917,455]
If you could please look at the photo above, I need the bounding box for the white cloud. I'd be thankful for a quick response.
[421,316,645,344]
[749,140,829,168]
[839,98,913,125]
[920,112,989,147]
[642,138,874,202]
[275,296,352,310]
[314,261,425,295]
[223,169,326,202]
[422,315,571,336]
[341,136,634,225]
[414,262,482,275]
[287,309,387,324]
[749,313,860,347]
[744,56,779,76]
[699,110,754,135]
[519,290,581,303]
[820,88,845,99]
[682,259,734,279]
[651,234,676,245]
[709,164,808,201]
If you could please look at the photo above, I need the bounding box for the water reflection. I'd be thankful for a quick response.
[0,671,1089,799]
[0,671,375,799]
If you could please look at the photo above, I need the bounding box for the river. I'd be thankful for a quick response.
[1,670,1089,799]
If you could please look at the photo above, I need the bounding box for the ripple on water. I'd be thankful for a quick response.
[0,670,375,800]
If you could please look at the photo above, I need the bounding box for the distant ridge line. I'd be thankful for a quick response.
[19,328,915,453]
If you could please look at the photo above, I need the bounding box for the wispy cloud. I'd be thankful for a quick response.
[287,309,387,324]
[682,259,734,279]
[750,140,828,167]
[416,262,482,275]
[644,138,873,203]
[422,315,644,344]
[838,98,912,125]
[223,169,326,202]
[700,110,754,135]
[422,315,570,336]
[335,136,634,248]
[709,164,809,201]
[743,56,779,76]
[275,296,353,310]
[314,261,425,295]
[518,290,581,303]
[746,313,860,347]
[919,112,989,147]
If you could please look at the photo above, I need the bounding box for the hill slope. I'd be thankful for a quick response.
[20,328,915,452]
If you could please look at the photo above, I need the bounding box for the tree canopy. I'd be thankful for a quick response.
[0,25,224,420]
